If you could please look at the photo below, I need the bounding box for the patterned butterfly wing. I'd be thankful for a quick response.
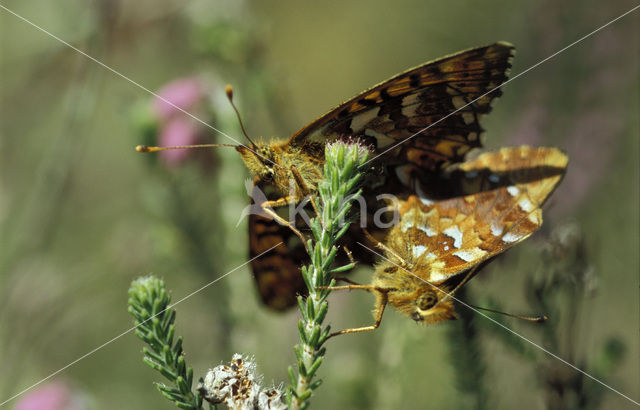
[390,146,568,284]
[374,146,567,324]
[248,178,308,310]
[290,42,515,174]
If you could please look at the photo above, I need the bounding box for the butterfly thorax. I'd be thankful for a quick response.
[236,140,325,200]
[372,262,455,324]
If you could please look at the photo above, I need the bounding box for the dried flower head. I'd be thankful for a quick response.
[198,354,286,410]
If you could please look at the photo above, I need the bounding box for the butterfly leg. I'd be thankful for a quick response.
[260,197,309,251]
[343,245,355,265]
[325,292,388,340]
[331,277,362,286]
[290,165,324,228]
[327,246,357,275]
[316,283,371,291]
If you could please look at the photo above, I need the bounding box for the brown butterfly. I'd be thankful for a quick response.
[325,146,568,336]
[247,43,515,309]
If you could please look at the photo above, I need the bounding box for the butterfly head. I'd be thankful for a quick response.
[372,263,456,325]
[236,143,278,182]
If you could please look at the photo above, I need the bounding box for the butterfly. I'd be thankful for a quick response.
[247,42,516,309]
[325,146,568,336]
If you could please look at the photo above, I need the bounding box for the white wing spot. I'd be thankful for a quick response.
[452,95,466,109]
[401,94,420,117]
[394,165,412,187]
[507,186,520,197]
[443,226,463,249]
[350,107,380,132]
[402,105,418,118]
[364,129,396,148]
[425,252,436,259]
[417,224,437,237]
[518,198,534,212]
[430,272,448,282]
[444,245,450,251]
[528,213,540,224]
[462,112,475,125]
[502,232,524,243]
[491,222,504,236]
[402,93,420,106]
[453,248,488,262]
[412,245,427,258]
[401,219,413,233]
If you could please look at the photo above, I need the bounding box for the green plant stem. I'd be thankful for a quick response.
[288,142,371,409]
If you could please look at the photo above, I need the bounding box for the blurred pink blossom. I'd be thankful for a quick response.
[151,77,215,168]
[153,77,204,120]
[158,117,203,166]
[13,382,85,410]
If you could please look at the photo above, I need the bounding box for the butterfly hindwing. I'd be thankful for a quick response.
[389,146,567,283]
[248,178,307,310]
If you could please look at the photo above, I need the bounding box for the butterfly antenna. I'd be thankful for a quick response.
[433,264,481,307]
[468,304,548,323]
[225,85,257,148]
[136,143,235,153]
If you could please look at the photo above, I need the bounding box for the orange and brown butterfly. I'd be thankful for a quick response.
[326,146,568,336]
[244,42,516,308]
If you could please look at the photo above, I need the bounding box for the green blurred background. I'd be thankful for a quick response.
[1,1,638,409]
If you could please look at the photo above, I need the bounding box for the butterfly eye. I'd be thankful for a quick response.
[417,291,438,311]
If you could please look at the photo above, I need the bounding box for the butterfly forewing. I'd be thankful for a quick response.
[291,42,515,173]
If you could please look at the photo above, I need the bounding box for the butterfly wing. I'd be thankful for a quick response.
[248,178,308,310]
[390,146,568,283]
[290,42,515,173]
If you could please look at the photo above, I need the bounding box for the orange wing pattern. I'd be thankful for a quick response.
[371,146,567,324]
[388,146,568,283]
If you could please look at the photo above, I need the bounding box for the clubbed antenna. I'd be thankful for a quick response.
[225,85,257,148]
[468,304,548,323]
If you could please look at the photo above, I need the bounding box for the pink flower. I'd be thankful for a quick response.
[158,117,203,166]
[153,77,204,120]
[150,77,215,168]
[13,382,85,410]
